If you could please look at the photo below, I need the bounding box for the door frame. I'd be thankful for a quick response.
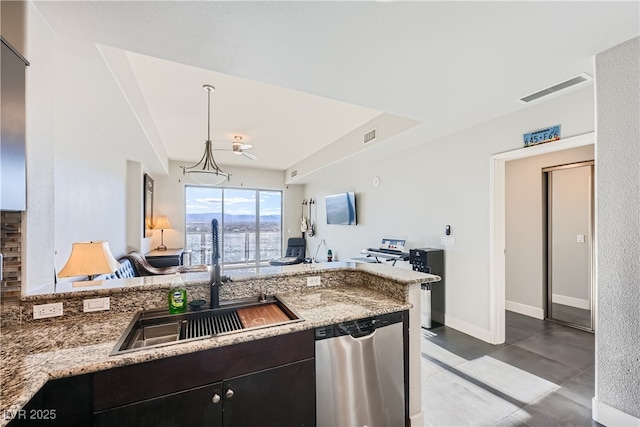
[488,132,594,344]
[543,161,595,331]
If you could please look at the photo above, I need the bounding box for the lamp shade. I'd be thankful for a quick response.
[58,241,121,278]
[186,170,228,186]
[153,215,172,230]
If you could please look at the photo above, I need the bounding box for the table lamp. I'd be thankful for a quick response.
[58,241,121,287]
[153,215,172,251]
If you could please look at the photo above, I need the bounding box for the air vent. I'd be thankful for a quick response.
[520,73,592,103]
[363,127,377,144]
[290,170,298,178]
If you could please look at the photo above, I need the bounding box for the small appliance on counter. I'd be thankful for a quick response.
[409,247,444,329]
[353,238,410,266]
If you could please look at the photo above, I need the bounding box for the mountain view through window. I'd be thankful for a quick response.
[185,186,282,266]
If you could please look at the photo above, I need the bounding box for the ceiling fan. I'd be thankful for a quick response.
[214,135,258,160]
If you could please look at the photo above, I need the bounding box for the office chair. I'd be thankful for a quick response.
[269,238,306,266]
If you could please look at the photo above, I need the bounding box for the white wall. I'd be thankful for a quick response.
[150,161,303,254]
[594,36,640,423]
[23,7,147,293]
[505,145,593,318]
[304,86,595,340]
[23,2,56,293]
[52,85,128,285]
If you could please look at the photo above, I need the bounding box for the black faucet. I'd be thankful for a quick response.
[210,218,230,309]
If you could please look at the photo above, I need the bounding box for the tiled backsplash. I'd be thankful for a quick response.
[0,211,22,306]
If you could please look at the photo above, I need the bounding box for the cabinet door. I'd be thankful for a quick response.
[222,359,315,427]
[94,382,223,427]
[7,375,92,427]
[1,41,26,211]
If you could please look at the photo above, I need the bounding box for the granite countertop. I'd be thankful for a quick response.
[0,283,412,423]
[24,261,438,300]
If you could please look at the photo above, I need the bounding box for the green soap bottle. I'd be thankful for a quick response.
[168,273,187,314]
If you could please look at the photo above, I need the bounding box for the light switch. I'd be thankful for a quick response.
[576,234,585,243]
[83,297,110,312]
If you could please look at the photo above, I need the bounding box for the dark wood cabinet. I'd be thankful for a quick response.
[8,330,315,427]
[94,359,315,427]
[7,374,93,427]
[93,329,315,426]
[1,38,28,211]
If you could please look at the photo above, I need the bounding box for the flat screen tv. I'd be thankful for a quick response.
[326,192,357,225]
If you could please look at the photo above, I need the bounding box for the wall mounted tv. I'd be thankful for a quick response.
[325,192,357,225]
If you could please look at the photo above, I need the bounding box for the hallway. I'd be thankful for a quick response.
[421,311,598,426]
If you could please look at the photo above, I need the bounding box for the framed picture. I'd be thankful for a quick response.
[143,174,154,238]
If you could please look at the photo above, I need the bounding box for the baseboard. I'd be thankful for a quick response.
[444,314,493,343]
[410,411,424,427]
[505,300,544,319]
[552,294,590,310]
[592,398,640,426]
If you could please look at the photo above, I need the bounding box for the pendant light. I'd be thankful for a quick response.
[180,84,230,185]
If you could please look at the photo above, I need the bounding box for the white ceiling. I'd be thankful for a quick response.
[124,50,382,169]
[33,1,640,177]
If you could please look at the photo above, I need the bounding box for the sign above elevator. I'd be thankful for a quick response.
[523,125,561,147]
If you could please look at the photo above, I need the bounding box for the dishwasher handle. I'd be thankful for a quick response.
[315,311,404,341]
[350,328,377,340]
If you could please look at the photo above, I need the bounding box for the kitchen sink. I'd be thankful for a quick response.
[110,295,303,355]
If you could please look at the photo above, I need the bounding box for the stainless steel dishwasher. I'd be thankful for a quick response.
[315,310,407,427]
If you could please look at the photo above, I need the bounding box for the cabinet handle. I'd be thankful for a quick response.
[225,389,234,399]
[212,394,221,404]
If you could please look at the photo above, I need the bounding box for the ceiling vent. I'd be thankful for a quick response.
[290,170,298,178]
[363,127,377,144]
[519,73,592,103]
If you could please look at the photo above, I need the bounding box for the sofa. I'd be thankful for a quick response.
[95,251,208,280]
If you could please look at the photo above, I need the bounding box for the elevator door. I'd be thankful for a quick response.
[545,162,594,331]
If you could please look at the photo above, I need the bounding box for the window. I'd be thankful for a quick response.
[185,186,282,267]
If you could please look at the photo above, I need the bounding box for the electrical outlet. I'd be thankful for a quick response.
[307,276,321,287]
[33,302,63,319]
[83,297,110,312]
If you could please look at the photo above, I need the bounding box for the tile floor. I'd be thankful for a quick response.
[550,303,592,330]
[421,311,599,426]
